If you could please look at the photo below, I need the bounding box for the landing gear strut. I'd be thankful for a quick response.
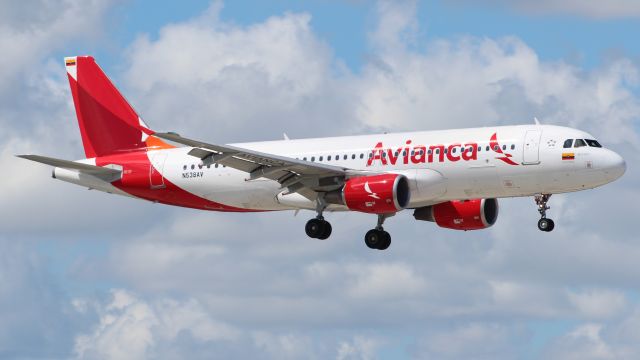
[535,194,555,232]
[364,214,392,250]
[305,195,332,240]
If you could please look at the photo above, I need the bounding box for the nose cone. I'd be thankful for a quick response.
[601,150,626,182]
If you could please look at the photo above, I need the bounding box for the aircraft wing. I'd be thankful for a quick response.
[17,154,122,181]
[155,132,369,197]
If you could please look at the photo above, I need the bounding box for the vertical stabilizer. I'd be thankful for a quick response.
[65,56,170,158]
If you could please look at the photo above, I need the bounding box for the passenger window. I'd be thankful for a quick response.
[502,145,506,151]
[215,164,219,168]
[183,165,187,170]
[452,148,456,154]
[510,144,515,150]
[303,157,307,161]
[207,164,211,169]
[319,156,323,161]
[343,155,347,160]
[311,156,315,162]
[352,154,356,159]
[493,145,499,151]
[328,155,332,161]
[574,139,586,148]
[563,139,573,148]
[586,139,602,148]
[360,154,364,159]
[191,164,195,170]
[477,146,481,152]
[486,146,490,151]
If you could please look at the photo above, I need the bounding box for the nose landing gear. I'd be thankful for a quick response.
[535,194,555,232]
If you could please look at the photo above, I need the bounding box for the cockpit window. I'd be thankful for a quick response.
[563,139,573,148]
[585,139,602,148]
[574,139,587,148]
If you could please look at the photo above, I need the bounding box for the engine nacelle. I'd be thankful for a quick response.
[413,198,499,230]
[326,174,410,214]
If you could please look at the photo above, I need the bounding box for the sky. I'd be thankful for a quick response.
[1,0,640,359]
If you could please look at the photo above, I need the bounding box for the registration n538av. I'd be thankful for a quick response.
[19,56,626,250]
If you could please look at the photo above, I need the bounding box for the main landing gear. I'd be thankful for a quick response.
[303,196,393,250]
[364,214,391,250]
[535,194,555,232]
[305,196,332,240]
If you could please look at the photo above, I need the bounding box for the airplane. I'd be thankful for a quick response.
[18,56,626,250]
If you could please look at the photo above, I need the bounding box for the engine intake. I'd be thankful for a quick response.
[326,174,410,214]
[413,198,499,230]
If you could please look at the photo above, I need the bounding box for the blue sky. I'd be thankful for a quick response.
[2,0,640,359]
[86,0,640,73]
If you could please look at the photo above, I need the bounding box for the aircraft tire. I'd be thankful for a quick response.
[305,219,324,238]
[377,231,391,250]
[317,220,332,240]
[538,218,555,232]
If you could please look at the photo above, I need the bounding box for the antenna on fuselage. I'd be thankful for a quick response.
[534,117,541,125]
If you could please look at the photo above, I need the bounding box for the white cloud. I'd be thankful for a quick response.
[336,336,380,360]
[346,262,427,299]
[456,0,640,19]
[73,289,239,360]
[0,0,115,95]
[412,322,523,359]
[567,289,627,319]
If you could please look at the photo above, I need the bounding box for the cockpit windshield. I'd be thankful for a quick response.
[585,139,602,148]
[563,138,603,148]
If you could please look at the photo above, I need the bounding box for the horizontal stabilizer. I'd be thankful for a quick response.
[17,154,122,180]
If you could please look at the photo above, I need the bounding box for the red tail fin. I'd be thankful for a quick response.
[65,56,171,158]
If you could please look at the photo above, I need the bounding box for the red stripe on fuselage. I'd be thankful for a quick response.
[95,151,262,212]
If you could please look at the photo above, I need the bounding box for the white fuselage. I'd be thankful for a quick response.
[107,124,625,211]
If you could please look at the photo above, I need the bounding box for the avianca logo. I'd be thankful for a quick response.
[364,182,380,199]
[366,132,519,167]
[490,132,518,166]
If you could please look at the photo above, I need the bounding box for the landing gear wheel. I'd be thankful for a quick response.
[317,221,332,240]
[364,229,391,250]
[378,231,391,250]
[306,218,324,238]
[365,229,382,249]
[538,218,555,232]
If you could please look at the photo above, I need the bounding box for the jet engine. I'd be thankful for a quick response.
[413,198,499,230]
[326,174,410,214]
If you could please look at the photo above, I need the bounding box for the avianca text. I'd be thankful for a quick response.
[366,140,478,167]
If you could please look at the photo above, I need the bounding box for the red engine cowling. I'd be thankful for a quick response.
[413,198,499,230]
[336,174,410,214]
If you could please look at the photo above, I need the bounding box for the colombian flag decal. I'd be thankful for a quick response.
[562,152,575,160]
[65,59,76,66]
